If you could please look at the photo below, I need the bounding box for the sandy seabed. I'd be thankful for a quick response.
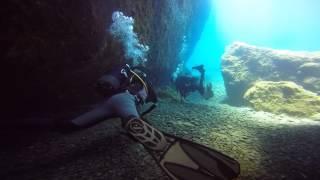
[1,86,320,180]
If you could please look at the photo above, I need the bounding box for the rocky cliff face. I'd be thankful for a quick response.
[244,81,320,119]
[221,42,320,105]
[2,0,211,120]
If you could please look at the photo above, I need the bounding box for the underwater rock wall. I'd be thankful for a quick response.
[244,81,320,119]
[221,42,320,105]
[3,0,210,120]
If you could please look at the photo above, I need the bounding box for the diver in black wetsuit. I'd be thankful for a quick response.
[24,65,240,180]
[174,65,214,101]
[56,64,168,151]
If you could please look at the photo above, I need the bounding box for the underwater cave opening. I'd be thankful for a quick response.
[185,0,320,101]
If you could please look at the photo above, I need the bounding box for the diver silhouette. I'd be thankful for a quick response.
[174,64,214,101]
[56,64,168,151]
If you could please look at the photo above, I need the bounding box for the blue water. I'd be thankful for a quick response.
[187,0,320,82]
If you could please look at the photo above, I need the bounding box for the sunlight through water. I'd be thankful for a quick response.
[187,0,320,82]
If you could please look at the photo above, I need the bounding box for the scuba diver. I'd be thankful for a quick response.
[57,64,168,151]
[175,65,214,101]
[56,63,240,180]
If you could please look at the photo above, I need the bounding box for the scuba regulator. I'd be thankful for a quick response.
[95,64,148,98]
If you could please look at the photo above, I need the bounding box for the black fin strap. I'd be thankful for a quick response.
[141,103,157,117]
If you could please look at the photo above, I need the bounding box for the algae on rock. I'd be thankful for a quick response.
[244,81,320,119]
[221,42,320,105]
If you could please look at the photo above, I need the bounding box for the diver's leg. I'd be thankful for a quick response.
[71,98,114,127]
[110,91,168,151]
[179,89,185,102]
[199,70,205,95]
[57,99,115,132]
[124,116,168,151]
[70,104,114,128]
[198,66,205,95]
[192,65,205,95]
[109,91,140,120]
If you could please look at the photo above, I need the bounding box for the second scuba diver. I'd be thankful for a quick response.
[174,64,214,101]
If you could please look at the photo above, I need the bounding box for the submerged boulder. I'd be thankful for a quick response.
[243,81,320,118]
[221,42,320,104]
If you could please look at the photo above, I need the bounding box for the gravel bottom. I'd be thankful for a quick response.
[1,97,320,180]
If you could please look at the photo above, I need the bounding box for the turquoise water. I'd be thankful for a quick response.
[187,0,320,82]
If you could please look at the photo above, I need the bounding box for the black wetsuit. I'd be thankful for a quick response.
[175,69,205,99]
[60,67,157,131]
[71,90,142,127]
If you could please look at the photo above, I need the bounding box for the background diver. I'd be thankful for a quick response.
[55,63,239,180]
[174,64,214,101]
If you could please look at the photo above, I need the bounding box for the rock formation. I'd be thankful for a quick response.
[243,81,320,118]
[221,42,320,105]
[2,0,211,120]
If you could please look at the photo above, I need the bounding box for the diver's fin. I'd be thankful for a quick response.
[192,65,205,73]
[146,133,240,180]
